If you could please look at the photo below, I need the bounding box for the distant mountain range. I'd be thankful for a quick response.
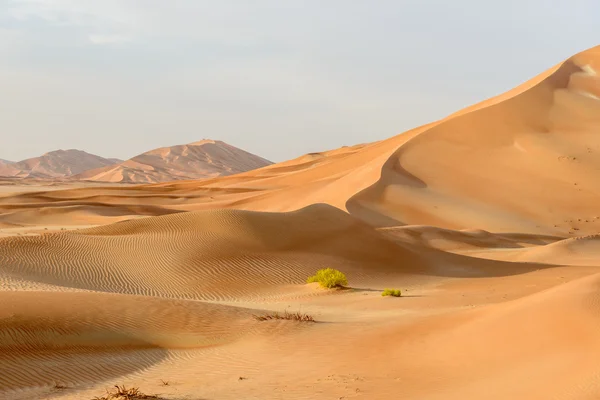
[3,149,122,179]
[1,140,272,183]
[0,159,20,178]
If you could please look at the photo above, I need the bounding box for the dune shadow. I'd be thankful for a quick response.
[347,287,425,297]
[420,249,570,278]
[1,345,170,396]
[344,287,380,293]
[0,316,175,396]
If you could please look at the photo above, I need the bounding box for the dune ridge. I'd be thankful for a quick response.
[347,46,600,233]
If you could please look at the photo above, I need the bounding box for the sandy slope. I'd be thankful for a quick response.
[2,45,600,399]
[0,205,427,300]
[348,47,600,234]
[0,291,258,392]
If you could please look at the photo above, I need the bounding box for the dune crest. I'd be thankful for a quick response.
[349,47,600,233]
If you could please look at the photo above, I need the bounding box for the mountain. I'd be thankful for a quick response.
[5,149,121,179]
[75,139,273,183]
[0,159,21,178]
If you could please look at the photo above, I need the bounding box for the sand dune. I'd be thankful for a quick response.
[0,204,426,300]
[3,45,600,399]
[381,225,561,251]
[524,234,600,264]
[461,234,600,267]
[75,139,273,183]
[327,272,600,400]
[349,46,600,235]
[0,291,258,392]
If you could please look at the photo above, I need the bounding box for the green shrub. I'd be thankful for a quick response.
[306,268,348,288]
[381,288,402,297]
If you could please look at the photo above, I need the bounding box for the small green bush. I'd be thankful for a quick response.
[306,268,348,288]
[381,288,402,297]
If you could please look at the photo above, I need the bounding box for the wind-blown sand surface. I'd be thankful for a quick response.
[2,45,600,399]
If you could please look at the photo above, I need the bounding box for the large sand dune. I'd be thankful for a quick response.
[0,205,427,301]
[0,291,258,392]
[3,45,600,399]
[349,47,600,234]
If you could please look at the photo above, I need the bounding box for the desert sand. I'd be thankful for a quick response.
[1,45,600,400]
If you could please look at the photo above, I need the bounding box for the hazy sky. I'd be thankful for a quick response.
[1,1,598,162]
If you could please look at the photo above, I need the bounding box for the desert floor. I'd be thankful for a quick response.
[2,179,600,400]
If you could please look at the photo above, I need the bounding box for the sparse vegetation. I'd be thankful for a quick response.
[252,310,315,322]
[160,380,169,386]
[92,385,158,400]
[53,383,67,390]
[381,288,402,297]
[306,268,348,288]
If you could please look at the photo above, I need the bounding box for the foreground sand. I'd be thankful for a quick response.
[2,45,600,399]
[3,210,600,400]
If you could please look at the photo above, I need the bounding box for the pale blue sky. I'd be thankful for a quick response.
[0,1,598,162]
